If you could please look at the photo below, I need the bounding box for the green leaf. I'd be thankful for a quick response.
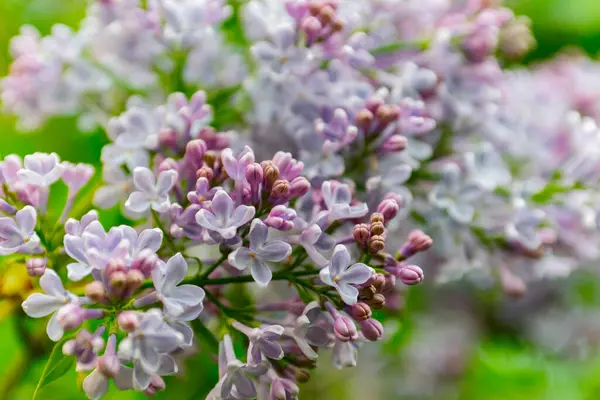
[32,337,75,399]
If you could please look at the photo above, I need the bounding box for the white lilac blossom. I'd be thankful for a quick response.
[320,245,374,305]
[0,206,40,255]
[195,190,255,239]
[125,167,178,214]
[228,219,292,287]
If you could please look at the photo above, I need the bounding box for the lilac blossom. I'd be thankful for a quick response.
[195,190,255,239]
[428,164,483,224]
[320,181,369,222]
[17,152,63,187]
[125,167,178,214]
[320,245,374,305]
[228,219,292,286]
[0,205,39,255]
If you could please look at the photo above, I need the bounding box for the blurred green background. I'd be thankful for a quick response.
[3,0,600,399]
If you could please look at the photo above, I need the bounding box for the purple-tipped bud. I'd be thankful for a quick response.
[265,205,297,231]
[333,314,358,342]
[158,158,179,174]
[245,163,264,186]
[398,230,433,259]
[85,281,108,303]
[57,304,85,330]
[349,302,372,321]
[26,258,47,277]
[353,223,370,245]
[185,139,208,170]
[359,318,384,341]
[398,265,424,285]
[289,176,310,197]
[377,198,400,222]
[144,376,166,397]
[131,250,158,276]
[118,311,140,332]
[382,134,408,152]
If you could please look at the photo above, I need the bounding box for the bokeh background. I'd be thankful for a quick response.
[3,0,600,399]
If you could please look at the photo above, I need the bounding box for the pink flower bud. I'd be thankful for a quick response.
[264,205,297,231]
[144,375,166,397]
[245,163,264,185]
[398,230,433,259]
[382,134,408,152]
[359,318,384,341]
[185,139,207,170]
[377,198,400,222]
[349,302,372,321]
[353,223,370,245]
[118,311,140,332]
[26,258,47,277]
[57,304,85,330]
[333,314,358,342]
[85,281,108,303]
[158,158,179,174]
[289,176,310,197]
[398,265,424,285]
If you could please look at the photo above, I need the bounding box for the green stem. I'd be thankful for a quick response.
[199,253,228,280]
[151,210,178,253]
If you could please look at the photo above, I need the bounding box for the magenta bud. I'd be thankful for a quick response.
[144,375,166,397]
[57,304,85,330]
[398,265,424,285]
[245,163,264,186]
[398,230,433,259]
[377,198,400,222]
[349,302,372,321]
[289,176,310,197]
[333,315,358,342]
[264,205,297,231]
[131,249,158,276]
[382,134,408,152]
[301,15,322,42]
[158,158,179,174]
[359,318,384,341]
[26,258,47,277]
[159,128,178,149]
[185,139,207,164]
[118,311,140,332]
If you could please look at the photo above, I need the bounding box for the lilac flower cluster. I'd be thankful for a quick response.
[5,0,600,397]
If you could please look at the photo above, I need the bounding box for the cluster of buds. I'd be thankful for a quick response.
[290,0,345,46]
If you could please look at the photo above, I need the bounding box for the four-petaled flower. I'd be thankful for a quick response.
[0,205,40,255]
[221,146,255,182]
[21,269,80,341]
[195,190,255,239]
[428,163,482,224]
[247,325,285,363]
[125,167,178,214]
[319,245,374,305]
[228,219,292,287]
[320,180,368,221]
[17,152,63,187]
[152,253,205,319]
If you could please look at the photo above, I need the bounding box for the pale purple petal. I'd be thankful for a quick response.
[39,269,65,297]
[125,191,151,213]
[196,209,222,231]
[228,247,253,271]
[22,293,64,317]
[329,245,350,278]
[255,241,292,262]
[47,312,64,341]
[136,228,163,253]
[157,170,178,194]
[67,262,94,281]
[250,260,272,287]
[248,219,268,250]
[83,370,109,400]
[229,205,256,228]
[133,167,156,193]
[16,206,36,234]
[340,263,373,285]
[234,372,257,398]
[211,190,234,224]
[260,340,283,360]
[337,283,359,305]
[162,253,188,292]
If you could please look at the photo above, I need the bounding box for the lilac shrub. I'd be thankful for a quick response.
[2,0,598,398]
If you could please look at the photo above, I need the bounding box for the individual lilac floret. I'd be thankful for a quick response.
[0,205,40,255]
[61,162,95,195]
[272,151,304,181]
[217,334,268,399]
[16,152,62,187]
[148,253,205,318]
[505,205,546,251]
[320,181,368,222]
[319,245,374,305]
[251,24,314,76]
[21,269,80,341]
[125,167,178,214]
[332,339,358,369]
[269,373,300,400]
[228,219,292,287]
[298,224,335,267]
[315,108,358,150]
[264,205,297,231]
[83,335,133,400]
[428,163,482,224]
[221,146,255,182]
[117,309,182,390]
[195,190,255,239]
[232,321,285,363]
[288,302,330,360]
[63,328,105,371]
[65,210,98,236]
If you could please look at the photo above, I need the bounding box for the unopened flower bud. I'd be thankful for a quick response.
[131,250,158,276]
[370,221,385,236]
[331,17,344,32]
[382,134,408,152]
[203,150,217,167]
[381,275,396,293]
[262,162,280,185]
[57,304,85,330]
[359,318,384,341]
[126,269,145,291]
[295,368,311,383]
[98,353,121,378]
[196,166,214,181]
[109,271,127,291]
[377,198,400,222]
[355,109,374,132]
[349,302,372,321]
[301,16,322,42]
[371,274,386,292]
[398,265,424,285]
[318,5,335,24]
[368,293,386,309]
[359,285,376,299]
[271,179,290,198]
[144,375,166,397]
[85,281,107,303]
[289,176,310,197]
[369,235,385,253]
[333,314,358,342]
[118,311,140,332]
[26,258,47,277]
[185,139,207,170]
[499,266,527,298]
[158,158,178,174]
[370,213,384,224]
[353,224,370,245]
[398,230,433,260]
[265,205,297,231]
[245,163,263,186]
